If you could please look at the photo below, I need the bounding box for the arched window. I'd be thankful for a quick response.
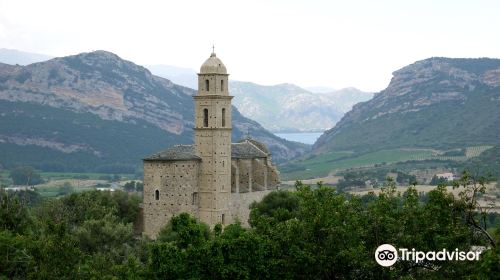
[192,192,197,205]
[203,108,209,127]
[205,79,209,91]
[221,79,224,91]
[155,189,160,200]
[221,108,226,127]
[221,213,225,225]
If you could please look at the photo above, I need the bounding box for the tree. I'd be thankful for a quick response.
[9,166,43,185]
[430,175,447,186]
[74,214,134,254]
[124,181,137,192]
[0,189,32,234]
[453,170,497,247]
[249,189,299,227]
[157,213,210,248]
[0,230,35,278]
[1,175,498,279]
[112,174,120,182]
[58,182,74,196]
[135,182,144,192]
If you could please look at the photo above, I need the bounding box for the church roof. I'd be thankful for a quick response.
[144,141,268,161]
[143,145,201,161]
[237,138,270,154]
[200,52,227,74]
[231,141,268,159]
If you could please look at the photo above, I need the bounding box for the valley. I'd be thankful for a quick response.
[1,50,499,202]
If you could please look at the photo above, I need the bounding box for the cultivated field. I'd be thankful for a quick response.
[280,146,494,180]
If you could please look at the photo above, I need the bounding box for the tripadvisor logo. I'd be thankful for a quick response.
[375,244,398,267]
[374,244,482,267]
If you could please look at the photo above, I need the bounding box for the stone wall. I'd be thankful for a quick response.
[236,159,252,192]
[143,160,200,238]
[267,165,280,187]
[252,158,268,191]
[229,189,274,227]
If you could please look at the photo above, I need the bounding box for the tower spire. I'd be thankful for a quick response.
[211,45,216,57]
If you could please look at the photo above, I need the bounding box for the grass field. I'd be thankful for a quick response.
[40,172,135,180]
[35,185,98,197]
[1,171,135,180]
[34,178,112,197]
[280,146,494,180]
[1,170,136,198]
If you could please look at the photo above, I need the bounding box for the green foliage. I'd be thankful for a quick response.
[337,174,367,190]
[281,146,493,180]
[157,213,210,248]
[124,180,143,192]
[1,174,498,279]
[249,190,299,226]
[57,181,74,196]
[9,166,43,185]
[0,100,191,173]
[5,189,42,207]
[0,95,304,172]
[74,214,134,253]
[0,230,35,278]
[52,190,141,225]
[0,189,144,279]
[124,181,136,192]
[147,175,497,279]
[317,82,500,154]
[462,144,500,180]
[430,175,449,186]
[136,182,144,192]
[335,170,416,191]
[0,189,32,234]
[281,149,435,179]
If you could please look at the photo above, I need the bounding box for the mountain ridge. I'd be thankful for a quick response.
[0,49,372,133]
[0,50,307,172]
[313,57,500,154]
[229,81,372,132]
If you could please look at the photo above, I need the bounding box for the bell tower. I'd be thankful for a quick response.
[194,50,232,226]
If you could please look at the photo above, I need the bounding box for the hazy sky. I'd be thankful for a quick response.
[1,0,499,92]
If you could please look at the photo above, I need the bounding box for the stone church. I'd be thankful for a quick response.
[142,51,280,238]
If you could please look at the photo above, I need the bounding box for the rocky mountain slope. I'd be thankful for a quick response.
[229,82,372,132]
[146,64,372,132]
[313,57,500,154]
[0,51,307,172]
